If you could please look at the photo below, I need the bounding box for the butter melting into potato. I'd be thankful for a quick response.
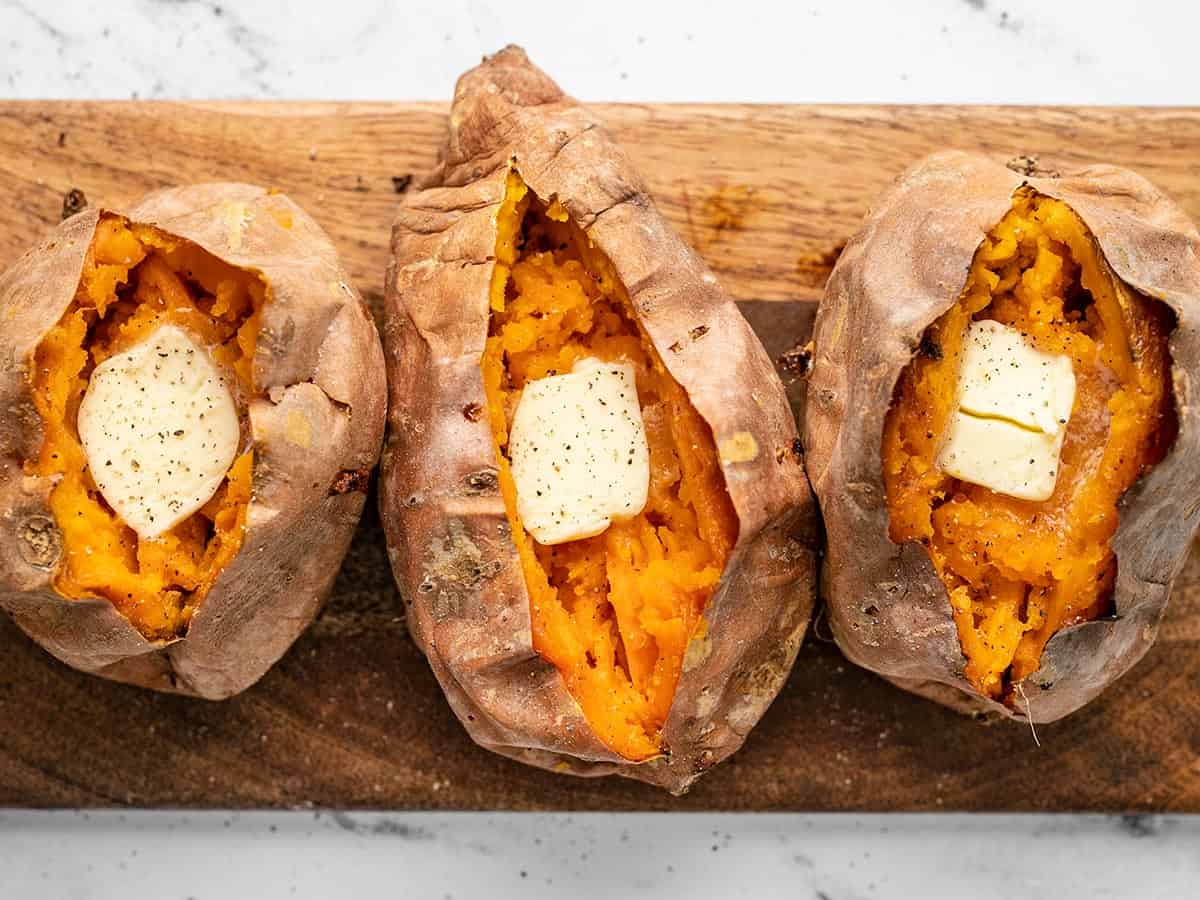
[805,152,1200,722]
[0,185,386,698]
[380,46,818,791]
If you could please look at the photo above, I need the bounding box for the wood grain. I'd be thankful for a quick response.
[1,102,1198,811]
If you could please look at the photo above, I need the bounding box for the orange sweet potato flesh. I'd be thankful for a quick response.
[30,215,262,641]
[882,188,1176,699]
[481,173,739,760]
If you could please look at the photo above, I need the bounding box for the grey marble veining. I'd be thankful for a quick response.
[1,811,1197,898]
[1,0,1197,103]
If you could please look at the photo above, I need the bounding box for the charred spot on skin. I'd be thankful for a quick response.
[689,325,710,342]
[463,469,499,495]
[668,341,683,354]
[1006,155,1061,179]
[17,515,62,569]
[918,331,943,361]
[392,174,413,194]
[778,341,814,381]
[1006,155,1039,177]
[329,468,371,495]
[775,437,805,465]
[462,403,483,422]
[61,188,88,222]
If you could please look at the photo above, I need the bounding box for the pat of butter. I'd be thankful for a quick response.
[957,319,1075,434]
[938,412,1066,502]
[936,321,1075,502]
[508,357,650,546]
[77,324,241,540]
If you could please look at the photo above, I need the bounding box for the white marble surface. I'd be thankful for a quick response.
[0,0,1196,103]
[2,1,1200,898]
[3,810,1197,899]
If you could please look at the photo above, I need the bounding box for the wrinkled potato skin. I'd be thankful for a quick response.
[0,184,387,699]
[380,46,818,792]
[805,151,1200,722]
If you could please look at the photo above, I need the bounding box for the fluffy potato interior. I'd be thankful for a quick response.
[31,214,262,641]
[482,171,739,760]
[882,188,1176,700]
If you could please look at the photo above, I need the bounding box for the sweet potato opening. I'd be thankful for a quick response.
[482,171,739,760]
[882,188,1176,700]
[30,214,262,641]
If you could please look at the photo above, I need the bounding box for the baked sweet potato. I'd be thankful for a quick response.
[380,46,818,791]
[0,184,386,699]
[805,151,1200,721]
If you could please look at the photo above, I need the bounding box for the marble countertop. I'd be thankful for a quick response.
[1,1,1198,897]
[2,0,1194,104]
[3,810,1197,898]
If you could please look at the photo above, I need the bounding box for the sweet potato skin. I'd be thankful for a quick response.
[804,151,1200,722]
[0,184,386,699]
[380,46,818,791]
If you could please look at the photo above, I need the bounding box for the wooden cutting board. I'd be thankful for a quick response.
[1,102,1198,812]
